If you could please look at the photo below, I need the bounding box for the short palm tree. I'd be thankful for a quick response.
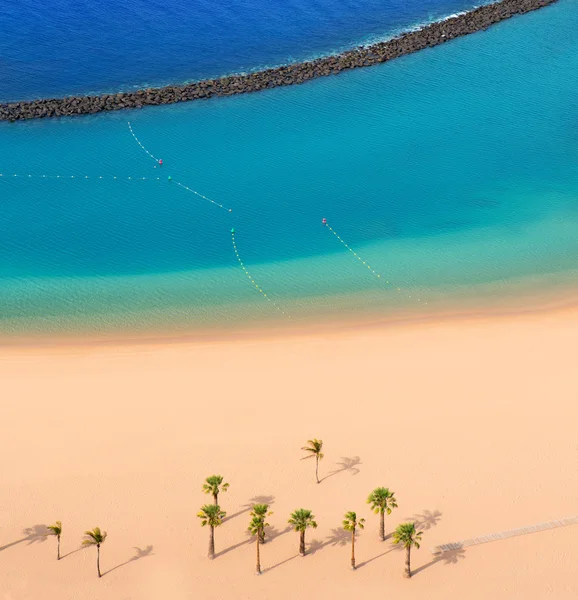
[248,511,270,574]
[82,527,107,578]
[288,509,318,556]
[202,475,230,506]
[47,521,62,560]
[198,504,226,559]
[367,487,397,541]
[393,522,423,578]
[301,439,324,483]
[343,511,365,570]
[250,504,272,544]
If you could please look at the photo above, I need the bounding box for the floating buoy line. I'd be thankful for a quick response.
[322,217,424,304]
[0,173,161,181]
[231,228,289,318]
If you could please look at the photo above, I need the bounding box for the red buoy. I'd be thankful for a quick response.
[159,159,163,166]
[322,217,327,225]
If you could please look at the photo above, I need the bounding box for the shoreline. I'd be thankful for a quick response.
[2,279,578,352]
[0,0,558,121]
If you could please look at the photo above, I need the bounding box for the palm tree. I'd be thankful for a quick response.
[301,439,324,483]
[198,504,226,559]
[202,475,230,506]
[82,527,107,578]
[393,522,423,578]
[250,504,272,544]
[47,521,62,560]
[248,511,270,574]
[367,487,397,541]
[288,509,318,556]
[342,511,364,570]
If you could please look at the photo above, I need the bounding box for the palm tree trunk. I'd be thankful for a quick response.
[351,529,356,570]
[380,512,385,541]
[315,456,319,483]
[404,546,411,578]
[259,529,265,544]
[256,534,261,574]
[57,535,60,560]
[213,493,218,506]
[96,544,101,578]
[209,526,215,559]
[299,531,306,556]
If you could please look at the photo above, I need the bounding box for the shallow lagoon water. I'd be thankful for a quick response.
[0,1,576,337]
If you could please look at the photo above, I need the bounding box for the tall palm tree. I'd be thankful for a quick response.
[367,487,397,541]
[47,521,62,560]
[393,522,423,578]
[250,504,272,544]
[198,504,226,559]
[202,475,230,506]
[342,511,365,570]
[82,527,107,578]
[248,512,270,574]
[288,509,318,556]
[301,439,324,483]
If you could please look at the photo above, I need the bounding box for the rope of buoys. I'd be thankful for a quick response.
[231,228,289,317]
[127,122,232,213]
[173,181,232,212]
[322,218,399,289]
[322,217,425,303]
[0,173,161,181]
[127,121,161,164]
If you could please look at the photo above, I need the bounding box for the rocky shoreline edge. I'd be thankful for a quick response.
[0,0,558,122]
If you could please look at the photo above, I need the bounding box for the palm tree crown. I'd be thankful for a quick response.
[343,512,364,531]
[197,504,226,528]
[288,508,318,532]
[367,487,397,514]
[82,527,107,547]
[393,522,422,549]
[301,439,324,460]
[248,513,270,537]
[47,521,62,537]
[250,504,271,519]
[202,475,230,504]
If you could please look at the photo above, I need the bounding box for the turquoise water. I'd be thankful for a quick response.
[1,1,577,337]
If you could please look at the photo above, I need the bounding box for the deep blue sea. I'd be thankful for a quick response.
[0,0,486,102]
[0,0,576,338]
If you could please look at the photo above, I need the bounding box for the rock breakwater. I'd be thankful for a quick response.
[0,0,558,121]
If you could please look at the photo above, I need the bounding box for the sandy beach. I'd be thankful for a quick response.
[1,308,576,600]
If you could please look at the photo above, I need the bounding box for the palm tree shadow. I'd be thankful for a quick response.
[321,457,362,482]
[224,495,275,523]
[268,525,292,542]
[307,527,351,555]
[262,554,299,573]
[103,545,154,576]
[61,546,88,559]
[356,548,395,569]
[406,509,443,532]
[0,524,48,552]
[214,538,251,558]
[412,548,466,576]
